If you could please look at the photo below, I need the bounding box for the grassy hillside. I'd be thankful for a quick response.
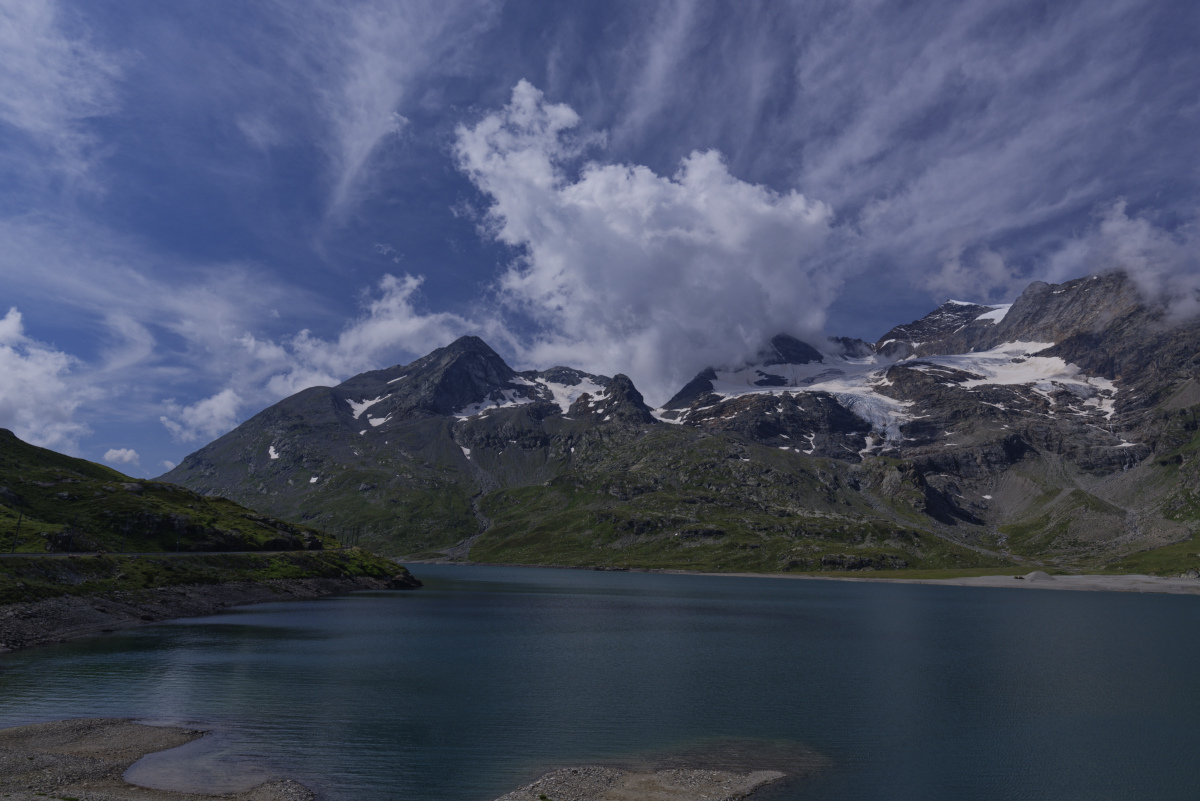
[0,429,336,554]
[462,427,1006,572]
[0,549,406,605]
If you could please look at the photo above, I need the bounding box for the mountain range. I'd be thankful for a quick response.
[162,271,1200,575]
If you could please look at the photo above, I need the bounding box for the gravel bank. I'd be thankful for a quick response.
[493,765,785,801]
[0,718,314,801]
[0,576,390,654]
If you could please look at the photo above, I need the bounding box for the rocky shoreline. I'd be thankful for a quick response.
[0,576,395,654]
[0,719,803,801]
[493,765,785,801]
[0,718,314,801]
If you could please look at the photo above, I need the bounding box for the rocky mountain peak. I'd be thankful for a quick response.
[762,334,824,366]
[570,373,656,424]
[664,333,827,410]
[332,335,524,423]
[662,367,720,411]
[875,299,995,359]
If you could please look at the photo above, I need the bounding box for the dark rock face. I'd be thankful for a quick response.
[673,392,872,460]
[828,336,874,358]
[875,300,995,359]
[334,335,525,423]
[570,374,656,424]
[762,333,824,365]
[663,367,719,410]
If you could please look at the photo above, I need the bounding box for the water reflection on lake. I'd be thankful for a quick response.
[2,564,1197,800]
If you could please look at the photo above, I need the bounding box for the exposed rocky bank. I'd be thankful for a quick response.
[493,765,785,801]
[0,718,314,801]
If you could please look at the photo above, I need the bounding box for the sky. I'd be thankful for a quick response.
[1,0,1199,476]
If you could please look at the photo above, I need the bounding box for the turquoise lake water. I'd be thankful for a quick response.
[1,564,1198,800]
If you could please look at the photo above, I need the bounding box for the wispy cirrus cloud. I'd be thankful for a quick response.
[0,0,123,187]
[582,0,1200,316]
[159,272,475,442]
[269,0,503,219]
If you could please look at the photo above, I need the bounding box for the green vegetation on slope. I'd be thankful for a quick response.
[0,549,406,605]
[0,429,335,553]
[468,427,1005,572]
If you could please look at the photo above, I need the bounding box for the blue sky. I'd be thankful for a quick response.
[1,0,1198,476]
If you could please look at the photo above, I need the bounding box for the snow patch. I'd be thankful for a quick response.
[920,342,1118,417]
[268,446,279,460]
[454,389,535,419]
[347,395,389,419]
[386,374,408,384]
[309,476,319,484]
[976,304,1012,324]
[368,415,391,427]
[540,377,607,413]
[460,446,471,458]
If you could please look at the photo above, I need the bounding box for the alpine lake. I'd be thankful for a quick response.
[1,564,1197,800]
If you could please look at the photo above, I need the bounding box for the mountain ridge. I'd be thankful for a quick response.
[161,271,1200,576]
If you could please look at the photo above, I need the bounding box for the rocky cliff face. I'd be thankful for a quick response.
[163,272,1200,575]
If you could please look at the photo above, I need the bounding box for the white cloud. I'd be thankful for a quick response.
[455,81,838,403]
[299,0,501,218]
[103,447,139,465]
[1047,202,1200,320]
[159,273,473,441]
[0,306,93,451]
[161,459,176,471]
[160,388,243,444]
[242,273,474,399]
[925,244,1023,305]
[0,0,123,182]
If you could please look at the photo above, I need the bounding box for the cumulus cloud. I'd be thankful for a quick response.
[102,447,139,465]
[0,307,93,451]
[161,460,176,471]
[160,388,243,444]
[1047,202,1200,320]
[455,81,838,402]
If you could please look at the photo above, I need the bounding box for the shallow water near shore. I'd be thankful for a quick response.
[2,564,1199,800]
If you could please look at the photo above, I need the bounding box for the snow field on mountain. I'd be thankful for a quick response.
[453,376,608,418]
[454,389,535,419]
[533,377,607,413]
[915,341,1118,416]
[975,304,1012,323]
[664,338,1118,442]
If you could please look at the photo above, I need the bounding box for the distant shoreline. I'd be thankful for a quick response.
[701,570,1200,595]
[406,560,1200,595]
